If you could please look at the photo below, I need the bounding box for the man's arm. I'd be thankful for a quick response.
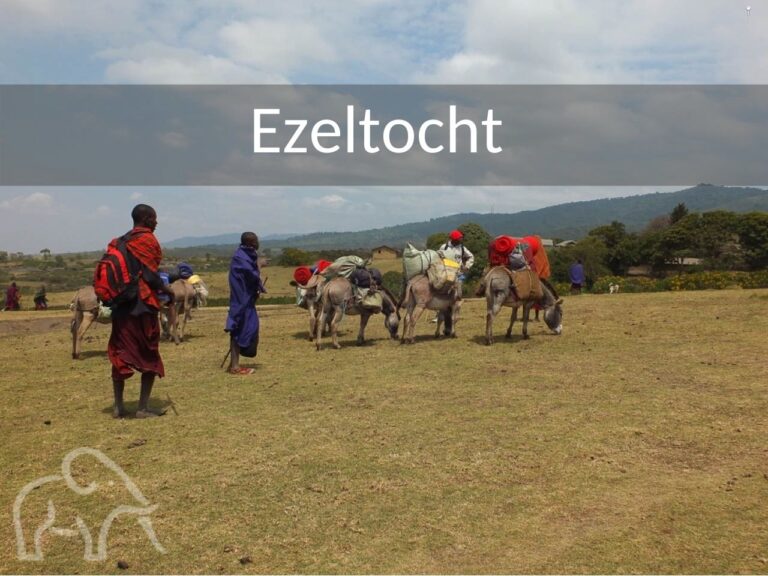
[463,247,475,270]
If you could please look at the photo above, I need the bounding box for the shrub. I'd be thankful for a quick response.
[590,271,768,294]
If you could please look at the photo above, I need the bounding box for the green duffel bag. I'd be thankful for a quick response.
[403,243,441,282]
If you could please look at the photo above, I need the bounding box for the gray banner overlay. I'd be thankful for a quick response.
[1,86,766,186]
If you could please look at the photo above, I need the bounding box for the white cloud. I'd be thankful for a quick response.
[102,43,284,83]
[129,192,143,200]
[304,194,348,208]
[421,0,768,84]
[157,131,189,149]
[96,205,111,215]
[219,19,336,71]
[0,192,54,211]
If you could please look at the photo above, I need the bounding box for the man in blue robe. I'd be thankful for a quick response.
[568,259,586,294]
[225,232,266,374]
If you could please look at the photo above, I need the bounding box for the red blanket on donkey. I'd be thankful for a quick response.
[488,235,551,279]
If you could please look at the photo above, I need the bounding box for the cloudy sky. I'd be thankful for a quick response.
[1,0,765,253]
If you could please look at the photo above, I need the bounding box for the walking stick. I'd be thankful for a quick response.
[166,394,179,416]
[220,348,231,369]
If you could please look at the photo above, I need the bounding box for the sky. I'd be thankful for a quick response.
[1,0,766,253]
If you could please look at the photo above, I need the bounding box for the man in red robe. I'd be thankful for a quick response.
[108,204,174,418]
[4,282,21,311]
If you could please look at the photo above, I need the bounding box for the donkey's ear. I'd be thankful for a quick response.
[289,280,298,287]
[556,298,563,305]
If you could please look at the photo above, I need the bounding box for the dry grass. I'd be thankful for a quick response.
[1,289,767,574]
[30,261,405,308]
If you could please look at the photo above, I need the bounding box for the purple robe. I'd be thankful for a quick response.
[225,245,265,348]
[569,262,585,285]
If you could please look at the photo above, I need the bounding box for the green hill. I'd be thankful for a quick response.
[168,185,768,250]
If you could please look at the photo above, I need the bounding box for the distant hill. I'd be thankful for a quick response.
[165,232,297,249]
[166,185,768,250]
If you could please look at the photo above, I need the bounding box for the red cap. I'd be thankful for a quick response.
[449,230,463,241]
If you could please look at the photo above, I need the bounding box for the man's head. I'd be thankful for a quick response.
[449,230,463,245]
[241,232,259,251]
[131,204,158,231]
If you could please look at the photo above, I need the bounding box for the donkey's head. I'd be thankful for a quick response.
[543,298,563,335]
[381,288,400,340]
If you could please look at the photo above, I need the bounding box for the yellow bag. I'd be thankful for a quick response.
[443,259,460,284]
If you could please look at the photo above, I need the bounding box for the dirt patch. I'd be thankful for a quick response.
[0,316,70,336]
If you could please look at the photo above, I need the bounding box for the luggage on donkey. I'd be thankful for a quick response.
[403,243,457,291]
[510,268,544,301]
[350,267,382,289]
[356,288,383,313]
[403,244,441,281]
[442,258,460,284]
[350,267,384,312]
[321,255,367,280]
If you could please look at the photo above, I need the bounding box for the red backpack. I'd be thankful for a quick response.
[93,233,142,307]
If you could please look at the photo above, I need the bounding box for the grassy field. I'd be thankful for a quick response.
[6,260,405,309]
[1,288,767,574]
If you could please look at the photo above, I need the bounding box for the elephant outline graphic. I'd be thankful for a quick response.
[13,447,166,561]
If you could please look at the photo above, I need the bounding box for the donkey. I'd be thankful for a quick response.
[315,277,400,350]
[399,274,462,344]
[70,286,100,359]
[291,275,329,341]
[484,266,563,345]
[160,279,196,344]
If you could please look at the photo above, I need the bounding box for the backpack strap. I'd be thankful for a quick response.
[116,233,142,281]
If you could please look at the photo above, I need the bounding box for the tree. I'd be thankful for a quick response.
[381,270,403,296]
[426,232,447,250]
[40,248,51,260]
[277,247,311,266]
[586,221,640,274]
[644,215,670,234]
[669,202,689,224]
[588,221,627,249]
[0,251,7,263]
[698,211,740,269]
[456,222,491,281]
[738,212,768,270]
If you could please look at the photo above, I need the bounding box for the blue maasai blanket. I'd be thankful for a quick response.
[225,245,266,348]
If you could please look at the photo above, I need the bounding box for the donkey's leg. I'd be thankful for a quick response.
[450,300,461,337]
[72,309,82,359]
[522,303,532,339]
[308,302,317,341]
[315,301,329,351]
[74,311,96,359]
[443,307,455,338]
[409,304,426,343]
[330,307,344,349]
[434,309,443,338]
[177,301,188,342]
[506,306,518,339]
[400,291,413,344]
[485,297,495,346]
[357,312,372,345]
[486,292,505,345]
[167,303,180,345]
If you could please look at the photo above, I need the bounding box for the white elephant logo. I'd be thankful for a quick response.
[13,447,166,561]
